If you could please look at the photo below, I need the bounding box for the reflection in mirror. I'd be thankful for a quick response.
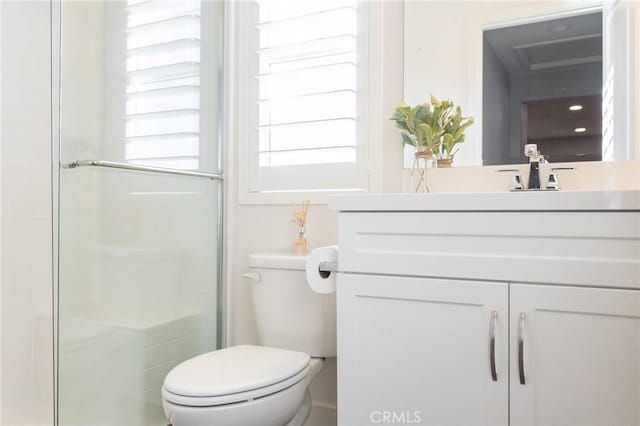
[404,1,637,168]
[482,12,603,165]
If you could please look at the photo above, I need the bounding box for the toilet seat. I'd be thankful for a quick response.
[162,364,309,406]
[162,378,309,426]
[162,345,310,407]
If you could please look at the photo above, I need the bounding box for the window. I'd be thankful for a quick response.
[124,0,202,170]
[239,0,370,200]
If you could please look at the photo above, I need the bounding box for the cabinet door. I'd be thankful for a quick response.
[337,274,508,426]
[510,284,640,426]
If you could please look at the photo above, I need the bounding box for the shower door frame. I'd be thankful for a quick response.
[50,1,228,424]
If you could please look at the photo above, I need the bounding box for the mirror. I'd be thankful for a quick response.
[483,12,603,164]
[403,1,637,167]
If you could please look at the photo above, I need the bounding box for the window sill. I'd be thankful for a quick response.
[238,188,369,205]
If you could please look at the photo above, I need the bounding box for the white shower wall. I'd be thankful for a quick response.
[56,2,223,425]
[0,1,55,424]
[2,1,222,424]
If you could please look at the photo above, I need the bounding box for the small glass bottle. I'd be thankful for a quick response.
[293,226,308,256]
[411,148,437,193]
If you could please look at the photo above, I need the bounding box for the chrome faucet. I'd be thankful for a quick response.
[498,145,572,191]
[524,144,543,190]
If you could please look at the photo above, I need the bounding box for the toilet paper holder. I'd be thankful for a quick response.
[318,261,338,273]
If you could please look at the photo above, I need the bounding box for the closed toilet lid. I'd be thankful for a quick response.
[163,345,310,398]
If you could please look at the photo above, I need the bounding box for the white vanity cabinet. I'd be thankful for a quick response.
[509,284,640,426]
[337,274,509,426]
[330,191,640,426]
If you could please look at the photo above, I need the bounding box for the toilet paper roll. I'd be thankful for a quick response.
[305,245,338,294]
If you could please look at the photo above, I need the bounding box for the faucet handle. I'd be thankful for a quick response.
[497,169,524,191]
[511,172,524,191]
[546,167,575,191]
[546,173,560,190]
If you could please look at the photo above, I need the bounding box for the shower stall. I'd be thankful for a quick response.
[54,1,225,424]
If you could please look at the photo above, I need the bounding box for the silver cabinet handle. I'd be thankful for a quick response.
[489,311,498,381]
[518,312,526,385]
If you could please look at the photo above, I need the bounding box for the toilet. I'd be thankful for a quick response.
[161,253,336,426]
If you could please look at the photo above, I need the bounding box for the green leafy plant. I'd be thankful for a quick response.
[390,95,473,162]
[439,105,474,160]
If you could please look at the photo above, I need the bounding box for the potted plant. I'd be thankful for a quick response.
[437,105,474,167]
[391,95,473,191]
[390,95,452,191]
[390,95,453,153]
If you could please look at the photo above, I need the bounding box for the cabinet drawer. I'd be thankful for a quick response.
[337,211,640,288]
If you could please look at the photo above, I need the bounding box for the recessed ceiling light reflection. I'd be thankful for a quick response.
[574,127,586,133]
[569,105,583,111]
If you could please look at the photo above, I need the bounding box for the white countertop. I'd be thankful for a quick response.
[329,190,640,212]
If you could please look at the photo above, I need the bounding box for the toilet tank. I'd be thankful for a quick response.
[248,253,336,357]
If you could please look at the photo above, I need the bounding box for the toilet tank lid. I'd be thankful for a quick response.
[249,252,307,271]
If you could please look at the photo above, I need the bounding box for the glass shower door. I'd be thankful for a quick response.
[56,1,224,425]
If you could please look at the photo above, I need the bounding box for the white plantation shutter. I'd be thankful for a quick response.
[602,0,636,161]
[124,0,202,170]
[241,0,369,194]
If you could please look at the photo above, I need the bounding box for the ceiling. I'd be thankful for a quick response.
[525,95,602,163]
[525,95,601,139]
[484,12,602,77]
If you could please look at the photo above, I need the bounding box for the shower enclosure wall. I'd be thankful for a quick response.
[55,1,224,424]
[1,2,55,424]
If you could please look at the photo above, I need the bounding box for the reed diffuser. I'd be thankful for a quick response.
[291,200,310,256]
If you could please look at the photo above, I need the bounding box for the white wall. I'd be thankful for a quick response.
[2,1,223,424]
[0,1,54,424]
[226,204,339,421]
[636,1,640,155]
[226,1,405,345]
[226,11,342,411]
[404,0,606,166]
[225,2,404,424]
[0,1,634,425]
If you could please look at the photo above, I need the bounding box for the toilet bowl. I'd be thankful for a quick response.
[162,253,336,426]
[162,345,323,426]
